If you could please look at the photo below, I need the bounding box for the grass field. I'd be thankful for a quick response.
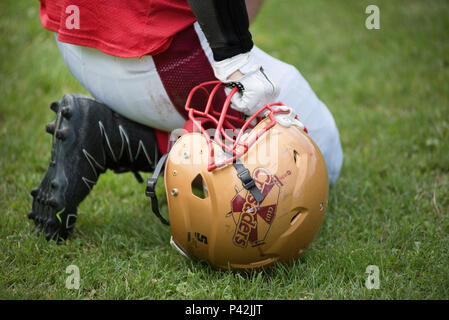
[1,0,448,300]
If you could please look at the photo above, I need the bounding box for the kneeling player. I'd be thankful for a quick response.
[29,0,343,240]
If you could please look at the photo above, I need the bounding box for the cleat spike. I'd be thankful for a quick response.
[45,122,56,134]
[50,102,59,112]
[30,187,39,197]
[55,129,67,141]
[61,107,72,119]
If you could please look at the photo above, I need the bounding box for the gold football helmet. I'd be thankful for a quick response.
[147,81,329,270]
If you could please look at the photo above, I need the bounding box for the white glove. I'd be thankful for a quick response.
[212,50,280,116]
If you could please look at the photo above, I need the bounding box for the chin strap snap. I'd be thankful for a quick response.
[145,153,170,226]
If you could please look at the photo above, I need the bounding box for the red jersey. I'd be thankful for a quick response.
[39,0,197,57]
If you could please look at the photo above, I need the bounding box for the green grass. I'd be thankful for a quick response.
[1,0,448,299]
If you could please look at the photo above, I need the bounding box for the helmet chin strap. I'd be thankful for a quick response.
[145,153,170,226]
[232,159,264,203]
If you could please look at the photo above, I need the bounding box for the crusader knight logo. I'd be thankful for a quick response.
[229,168,281,248]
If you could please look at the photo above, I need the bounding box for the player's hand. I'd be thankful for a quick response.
[212,50,279,116]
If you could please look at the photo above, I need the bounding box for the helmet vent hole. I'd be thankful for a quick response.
[290,211,302,225]
[191,174,208,199]
[293,150,298,163]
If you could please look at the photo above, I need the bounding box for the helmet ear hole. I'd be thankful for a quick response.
[293,150,298,163]
[290,209,303,225]
[191,174,208,199]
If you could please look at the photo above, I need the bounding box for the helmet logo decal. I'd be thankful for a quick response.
[230,168,281,248]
